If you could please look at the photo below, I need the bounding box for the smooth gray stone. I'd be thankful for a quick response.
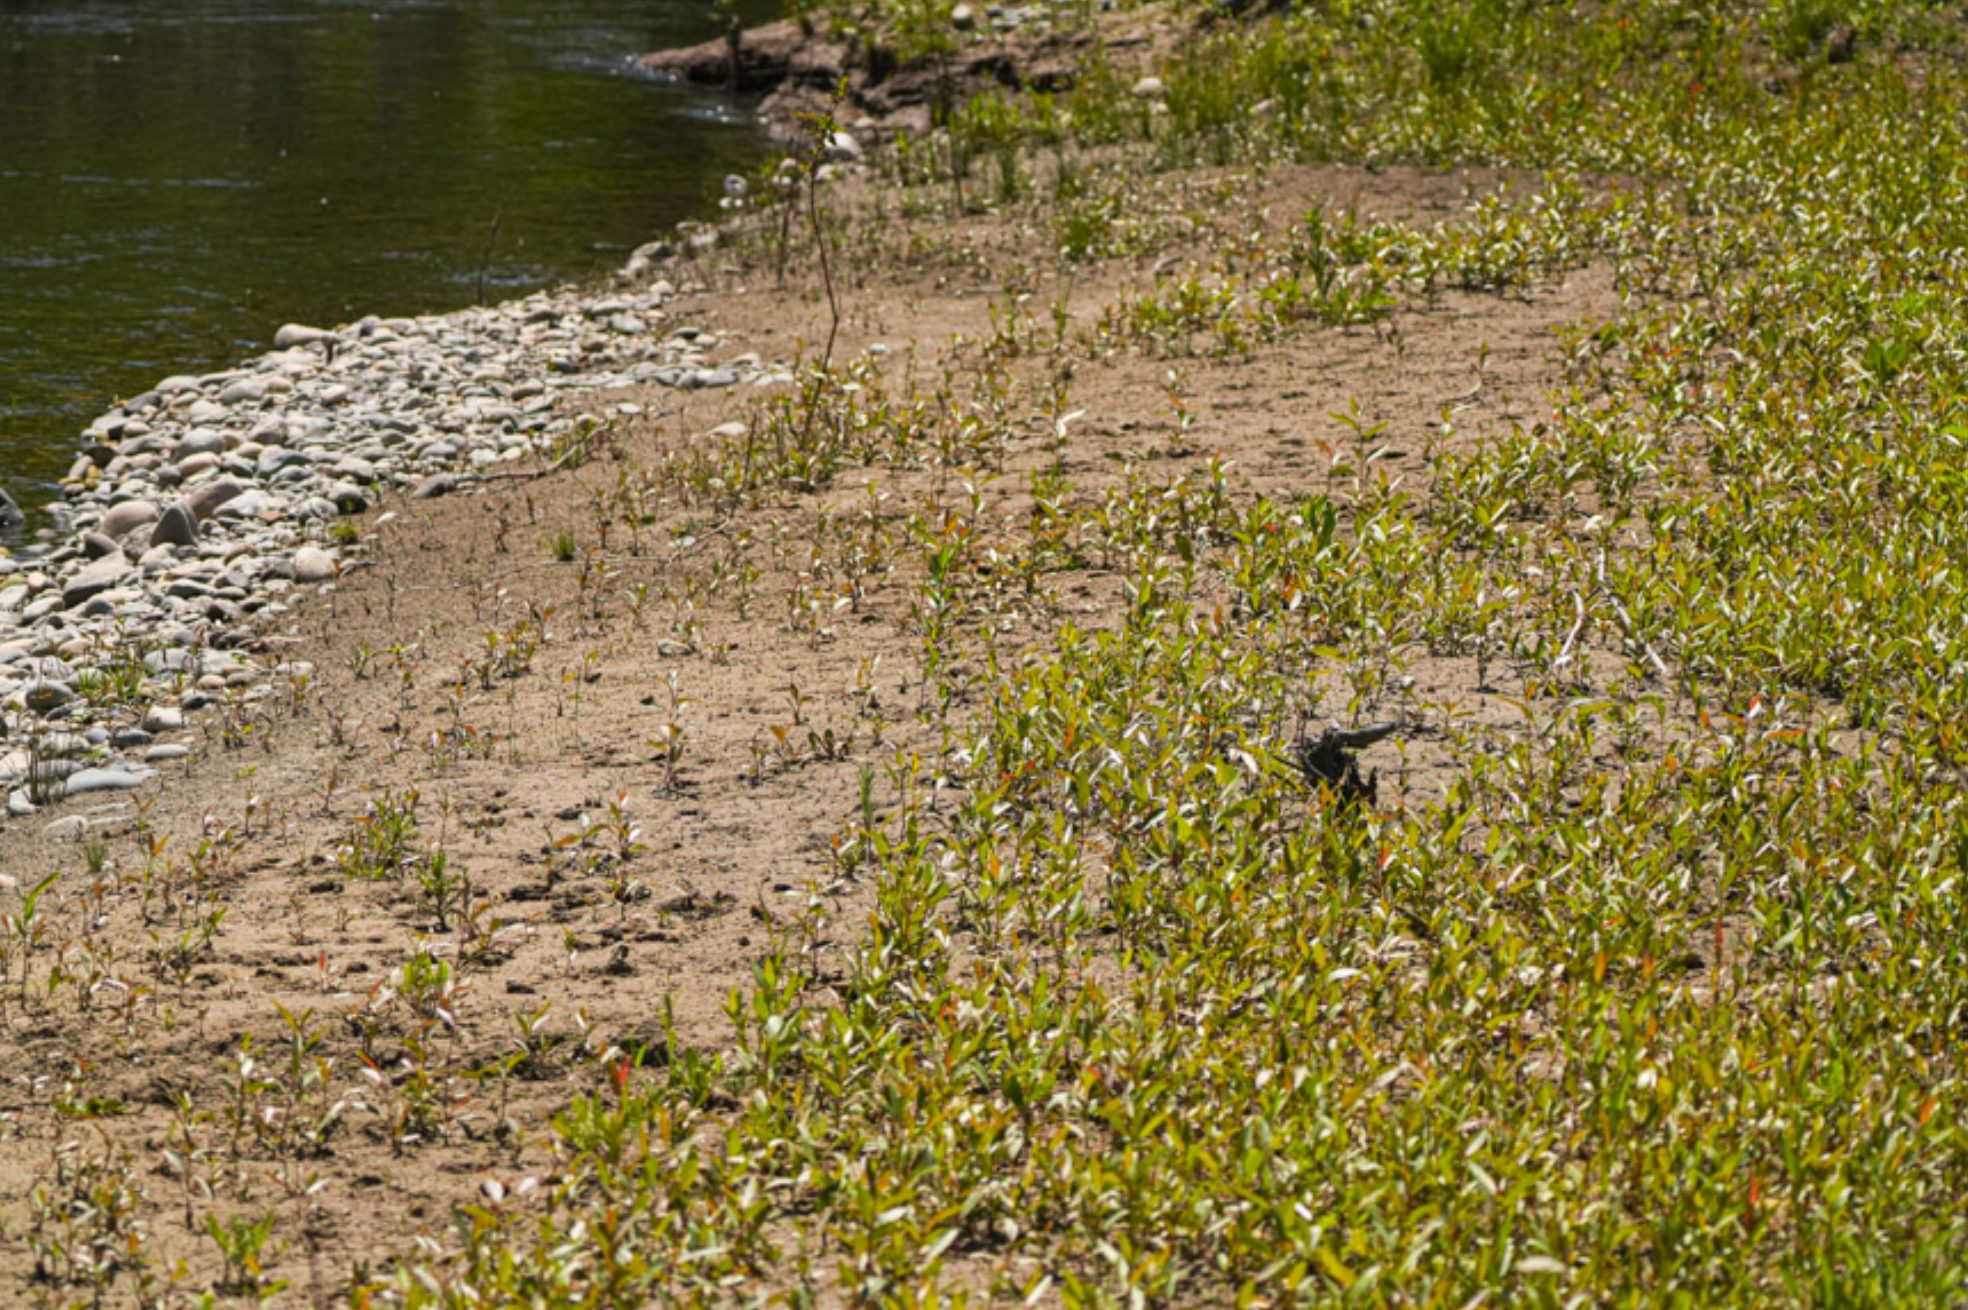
[184,477,245,520]
[111,729,153,749]
[63,767,152,797]
[141,705,183,732]
[33,732,90,759]
[292,548,337,583]
[174,430,227,458]
[99,500,160,537]
[214,489,282,519]
[274,323,329,348]
[150,503,200,548]
[22,684,76,715]
[61,552,130,608]
[80,532,119,560]
[411,473,461,499]
[0,488,27,530]
[247,417,290,446]
[7,790,36,817]
[144,744,191,762]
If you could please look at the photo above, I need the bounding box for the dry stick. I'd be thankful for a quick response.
[474,206,507,306]
[775,187,797,292]
[787,96,848,471]
[807,134,842,374]
[936,50,964,215]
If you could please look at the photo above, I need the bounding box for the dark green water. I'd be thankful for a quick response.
[0,0,772,519]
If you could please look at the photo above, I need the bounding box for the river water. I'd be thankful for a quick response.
[0,0,771,522]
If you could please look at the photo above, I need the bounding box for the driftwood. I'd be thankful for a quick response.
[1293,721,1405,811]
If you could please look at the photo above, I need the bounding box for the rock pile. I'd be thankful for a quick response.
[0,266,791,829]
[635,14,1088,138]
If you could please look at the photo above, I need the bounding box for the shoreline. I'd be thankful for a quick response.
[0,234,798,824]
[0,4,1049,828]
[0,7,956,795]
